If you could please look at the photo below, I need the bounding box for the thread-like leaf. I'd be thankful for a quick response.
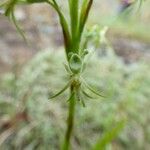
[83,79,105,98]
[11,10,27,42]
[82,89,94,99]
[49,81,70,99]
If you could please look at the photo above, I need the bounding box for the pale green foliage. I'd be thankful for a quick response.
[0,0,147,149]
[92,121,125,150]
[0,48,149,149]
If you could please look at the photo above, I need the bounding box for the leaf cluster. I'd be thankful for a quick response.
[49,50,105,107]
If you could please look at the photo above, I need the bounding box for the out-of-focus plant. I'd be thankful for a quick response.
[0,0,145,149]
[0,0,103,149]
[92,120,125,150]
[119,0,145,18]
[0,48,149,149]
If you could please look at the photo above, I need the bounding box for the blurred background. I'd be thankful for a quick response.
[0,0,150,149]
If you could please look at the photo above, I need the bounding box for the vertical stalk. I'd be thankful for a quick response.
[62,0,93,149]
[62,84,76,150]
[69,0,79,52]
[62,38,80,150]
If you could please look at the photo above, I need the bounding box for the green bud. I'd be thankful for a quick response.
[69,54,82,74]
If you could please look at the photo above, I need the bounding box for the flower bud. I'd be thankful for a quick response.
[69,54,82,74]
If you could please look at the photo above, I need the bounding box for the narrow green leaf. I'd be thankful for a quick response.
[69,0,79,39]
[2,0,27,41]
[82,89,94,99]
[79,0,93,39]
[83,80,105,98]
[92,121,125,150]
[49,81,70,99]
[11,10,27,42]
[47,0,71,55]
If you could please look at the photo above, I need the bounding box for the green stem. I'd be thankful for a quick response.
[62,85,76,150]
[68,0,79,52]
[61,0,93,148]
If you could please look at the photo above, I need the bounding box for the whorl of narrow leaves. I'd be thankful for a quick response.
[49,50,105,107]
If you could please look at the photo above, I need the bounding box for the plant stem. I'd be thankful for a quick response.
[62,0,93,148]
[62,84,76,150]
